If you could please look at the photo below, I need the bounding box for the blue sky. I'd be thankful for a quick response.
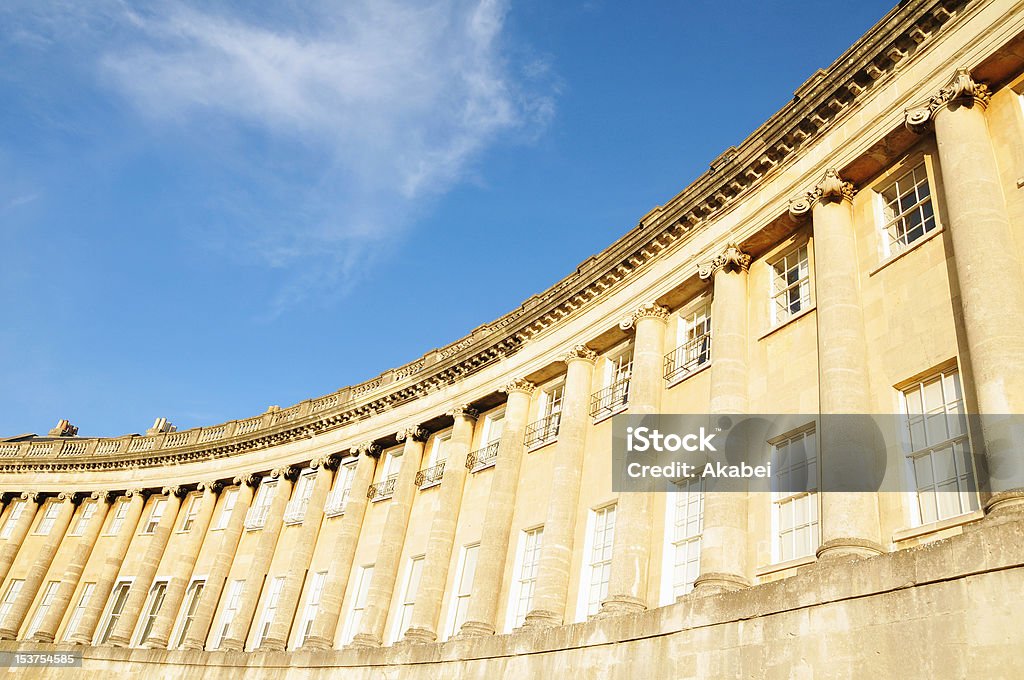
[0,0,895,437]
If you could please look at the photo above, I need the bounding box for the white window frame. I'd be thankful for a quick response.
[106,499,129,536]
[391,556,424,644]
[213,488,239,530]
[35,500,61,535]
[381,447,403,481]
[577,503,616,620]
[170,578,206,649]
[507,526,543,631]
[482,410,506,446]
[341,564,374,645]
[133,579,169,646]
[1,500,25,540]
[899,366,979,526]
[769,242,812,327]
[246,480,277,530]
[325,461,357,516]
[591,345,633,420]
[445,543,479,640]
[142,498,167,535]
[770,424,820,564]
[253,575,286,649]
[95,578,134,645]
[296,570,327,648]
[661,477,704,605]
[0,579,24,625]
[666,299,712,385]
[213,579,245,649]
[63,582,95,642]
[26,580,61,638]
[428,430,453,467]
[69,500,98,537]
[285,468,317,524]
[875,159,939,258]
[179,493,201,533]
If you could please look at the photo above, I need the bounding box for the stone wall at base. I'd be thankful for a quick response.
[7,512,1022,680]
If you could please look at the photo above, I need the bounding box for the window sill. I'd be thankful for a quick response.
[418,480,441,490]
[868,225,944,277]
[592,404,628,425]
[755,554,817,578]
[758,305,816,342]
[892,508,983,543]
[526,437,558,453]
[665,362,711,388]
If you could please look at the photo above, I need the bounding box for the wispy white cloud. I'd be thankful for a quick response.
[2,0,555,316]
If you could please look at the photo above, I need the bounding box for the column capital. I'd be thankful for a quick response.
[125,488,150,500]
[270,466,299,481]
[620,302,670,331]
[161,485,187,498]
[500,378,536,395]
[698,243,751,280]
[311,454,339,470]
[19,491,40,503]
[351,441,382,458]
[446,405,480,421]
[905,67,991,133]
[233,473,261,488]
[561,344,598,364]
[197,479,223,493]
[396,426,428,442]
[89,490,113,503]
[789,169,856,220]
[56,491,79,503]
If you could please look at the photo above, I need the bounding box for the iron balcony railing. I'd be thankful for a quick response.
[367,474,398,502]
[524,413,561,449]
[323,487,351,517]
[466,441,499,471]
[282,497,309,525]
[664,332,712,382]
[589,376,631,419]
[244,504,271,530]
[415,462,446,488]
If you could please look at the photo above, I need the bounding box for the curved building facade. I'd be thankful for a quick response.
[3,0,1024,677]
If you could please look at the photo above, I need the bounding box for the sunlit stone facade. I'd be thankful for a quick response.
[2,1,1024,676]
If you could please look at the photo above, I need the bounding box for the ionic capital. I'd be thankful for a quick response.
[162,485,187,498]
[351,441,381,458]
[562,344,598,364]
[198,480,224,494]
[447,405,480,422]
[396,426,428,443]
[19,491,41,504]
[233,473,260,488]
[90,490,113,503]
[905,68,990,134]
[270,466,299,481]
[125,488,150,500]
[311,454,339,470]
[500,378,536,396]
[620,302,670,331]
[56,491,79,503]
[698,243,751,280]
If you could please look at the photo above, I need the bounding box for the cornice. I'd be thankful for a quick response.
[0,0,979,475]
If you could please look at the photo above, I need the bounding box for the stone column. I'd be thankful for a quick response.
[107,486,185,647]
[693,245,752,595]
[142,480,222,648]
[70,490,147,645]
[351,427,427,647]
[302,445,378,651]
[261,456,338,651]
[523,346,597,628]
[0,492,42,587]
[402,406,478,643]
[458,379,534,637]
[32,491,114,643]
[601,303,670,616]
[219,467,296,652]
[790,170,884,559]
[181,475,257,651]
[0,492,78,639]
[906,69,1024,511]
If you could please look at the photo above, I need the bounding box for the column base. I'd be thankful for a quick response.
[985,489,1024,516]
[348,632,382,648]
[180,638,206,651]
[142,635,170,649]
[0,629,18,641]
[218,638,244,652]
[456,620,495,638]
[401,626,437,644]
[816,538,885,560]
[521,609,561,629]
[596,594,646,618]
[105,634,131,648]
[692,572,750,596]
[300,635,333,651]
[259,638,286,652]
[30,631,55,643]
[68,634,90,646]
